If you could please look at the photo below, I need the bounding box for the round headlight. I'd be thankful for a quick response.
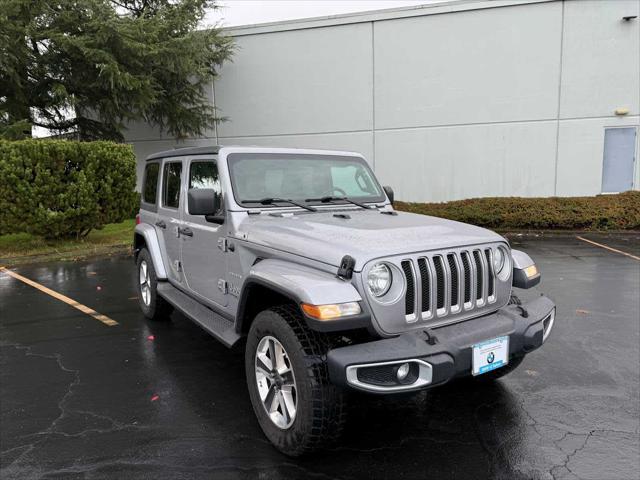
[495,246,511,281]
[494,247,505,274]
[367,263,392,297]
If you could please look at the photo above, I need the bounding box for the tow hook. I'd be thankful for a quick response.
[423,329,438,345]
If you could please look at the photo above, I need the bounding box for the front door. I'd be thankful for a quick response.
[157,159,185,284]
[180,157,228,307]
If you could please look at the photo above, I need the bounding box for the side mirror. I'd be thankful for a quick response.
[383,186,395,205]
[188,188,224,223]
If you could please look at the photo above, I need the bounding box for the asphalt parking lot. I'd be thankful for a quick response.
[1,234,639,480]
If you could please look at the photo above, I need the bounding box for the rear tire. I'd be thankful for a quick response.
[136,248,172,321]
[245,305,347,456]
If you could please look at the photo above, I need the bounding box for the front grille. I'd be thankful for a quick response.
[401,260,415,317]
[433,256,445,310]
[447,254,459,308]
[473,250,484,302]
[401,247,499,321]
[417,258,430,313]
[484,249,495,298]
[461,251,472,304]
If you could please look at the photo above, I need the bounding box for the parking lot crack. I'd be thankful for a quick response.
[549,431,593,480]
[0,343,143,474]
[548,428,638,480]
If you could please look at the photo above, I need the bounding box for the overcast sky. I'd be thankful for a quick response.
[205,0,442,27]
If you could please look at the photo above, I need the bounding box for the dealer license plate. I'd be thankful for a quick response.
[472,336,509,376]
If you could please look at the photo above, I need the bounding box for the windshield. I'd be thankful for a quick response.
[227,153,385,206]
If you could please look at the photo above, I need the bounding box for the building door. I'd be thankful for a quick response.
[602,127,637,193]
[180,158,228,307]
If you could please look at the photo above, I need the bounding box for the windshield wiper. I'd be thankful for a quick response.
[306,196,373,210]
[242,197,317,212]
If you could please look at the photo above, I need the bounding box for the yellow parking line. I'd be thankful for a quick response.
[0,267,118,326]
[576,236,640,261]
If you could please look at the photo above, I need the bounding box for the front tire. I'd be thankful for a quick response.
[245,305,347,456]
[136,248,172,321]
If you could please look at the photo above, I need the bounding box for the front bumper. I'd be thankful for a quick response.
[327,295,555,393]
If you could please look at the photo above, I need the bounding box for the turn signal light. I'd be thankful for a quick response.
[524,265,538,278]
[301,302,361,320]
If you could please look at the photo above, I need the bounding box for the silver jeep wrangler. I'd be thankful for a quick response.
[134,145,555,456]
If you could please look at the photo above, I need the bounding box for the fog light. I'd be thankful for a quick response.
[396,363,410,381]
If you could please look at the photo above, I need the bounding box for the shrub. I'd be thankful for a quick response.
[128,192,142,219]
[395,192,640,231]
[0,139,138,239]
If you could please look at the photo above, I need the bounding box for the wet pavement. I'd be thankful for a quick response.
[1,234,639,479]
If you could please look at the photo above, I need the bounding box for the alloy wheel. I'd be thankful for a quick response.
[139,260,151,307]
[255,335,297,429]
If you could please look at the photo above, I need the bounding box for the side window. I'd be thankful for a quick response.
[142,163,160,204]
[162,162,182,209]
[189,161,221,191]
[189,161,223,214]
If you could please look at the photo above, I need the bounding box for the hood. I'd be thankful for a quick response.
[234,209,504,271]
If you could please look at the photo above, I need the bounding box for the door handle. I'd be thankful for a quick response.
[155,220,167,229]
[179,227,193,237]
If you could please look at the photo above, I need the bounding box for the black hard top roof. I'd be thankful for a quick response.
[145,145,221,161]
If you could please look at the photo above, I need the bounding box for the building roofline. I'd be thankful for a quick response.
[222,0,555,37]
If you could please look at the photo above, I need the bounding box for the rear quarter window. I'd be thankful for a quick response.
[143,162,160,204]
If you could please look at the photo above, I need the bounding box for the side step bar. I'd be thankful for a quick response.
[157,282,241,348]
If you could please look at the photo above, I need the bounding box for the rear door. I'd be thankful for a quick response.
[180,156,228,307]
[157,158,185,284]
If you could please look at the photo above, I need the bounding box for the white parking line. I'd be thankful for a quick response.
[0,267,118,326]
[576,236,640,261]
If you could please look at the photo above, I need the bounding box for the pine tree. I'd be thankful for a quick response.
[0,0,233,140]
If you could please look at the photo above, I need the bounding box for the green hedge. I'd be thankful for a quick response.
[128,191,142,219]
[0,139,138,239]
[395,191,640,231]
